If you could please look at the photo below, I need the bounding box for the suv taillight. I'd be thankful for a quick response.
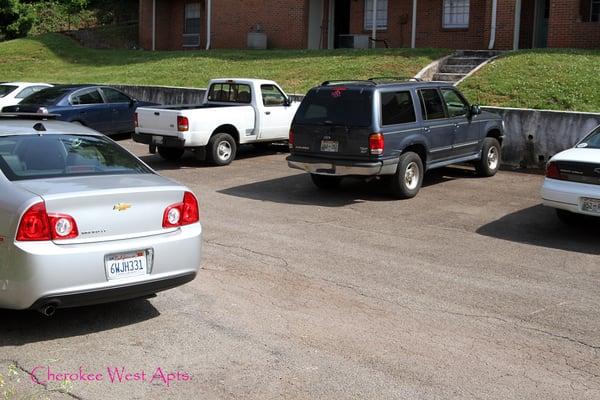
[546,162,563,180]
[289,129,295,149]
[177,116,189,132]
[134,112,139,128]
[16,202,78,241]
[163,192,200,228]
[369,133,384,155]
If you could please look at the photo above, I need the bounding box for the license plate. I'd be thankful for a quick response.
[581,197,600,214]
[320,140,338,152]
[105,250,148,280]
[152,136,164,145]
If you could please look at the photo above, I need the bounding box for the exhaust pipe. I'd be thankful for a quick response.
[39,303,58,317]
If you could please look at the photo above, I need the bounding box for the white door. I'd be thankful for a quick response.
[258,84,296,141]
[308,0,323,49]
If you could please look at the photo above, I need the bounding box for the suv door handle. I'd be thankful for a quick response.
[265,111,271,115]
[423,127,431,133]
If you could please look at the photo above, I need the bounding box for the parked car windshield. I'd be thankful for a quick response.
[0,134,152,181]
[19,87,71,105]
[578,126,600,149]
[0,85,18,98]
[294,88,372,127]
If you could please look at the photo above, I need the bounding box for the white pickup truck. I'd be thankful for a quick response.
[133,78,300,165]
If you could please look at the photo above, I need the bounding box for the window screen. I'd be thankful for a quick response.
[381,91,416,125]
[364,0,388,30]
[443,0,470,29]
[419,89,446,120]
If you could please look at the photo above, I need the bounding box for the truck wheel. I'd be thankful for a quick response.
[310,174,342,190]
[474,138,501,177]
[157,146,184,162]
[389,152,423,199]
[208,133,237,166]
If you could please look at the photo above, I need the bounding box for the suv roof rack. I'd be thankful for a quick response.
[320,80,377,86]
[368,76,423,83]
[0,112,60,120]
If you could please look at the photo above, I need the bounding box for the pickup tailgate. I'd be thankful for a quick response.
[136,107,184,137]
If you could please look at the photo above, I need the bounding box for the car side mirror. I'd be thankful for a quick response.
[470,105,482,116]
[283,98,292,107]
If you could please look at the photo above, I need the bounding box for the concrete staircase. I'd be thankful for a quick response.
[432,50,501,83]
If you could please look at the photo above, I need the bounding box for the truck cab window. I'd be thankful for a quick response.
[261,84,286,107]
[208,83,252,103]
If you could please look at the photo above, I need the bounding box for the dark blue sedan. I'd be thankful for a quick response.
[2,85,156,135]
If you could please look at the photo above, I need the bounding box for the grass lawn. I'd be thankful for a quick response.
[459,49,600,113]
[0,33,448,93]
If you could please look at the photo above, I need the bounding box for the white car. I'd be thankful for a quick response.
[542,125,600,222]
[0,82,52,109]
[0,115,202,314]
[134,78,300,165]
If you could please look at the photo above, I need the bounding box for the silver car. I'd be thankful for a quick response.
[0,116,202,314]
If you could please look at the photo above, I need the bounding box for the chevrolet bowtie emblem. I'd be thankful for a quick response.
[113,203,132,212]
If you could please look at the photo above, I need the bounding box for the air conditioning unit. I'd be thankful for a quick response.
[338,34,370,49]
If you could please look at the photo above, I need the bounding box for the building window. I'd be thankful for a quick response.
[184,3,201,47]
[443,0,470,29]
[592,0,600,22]
[364,0,388,30]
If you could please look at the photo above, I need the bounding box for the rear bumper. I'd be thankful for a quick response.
[287,155,398,176]
[133,132,185,148]
[541,178,600,216]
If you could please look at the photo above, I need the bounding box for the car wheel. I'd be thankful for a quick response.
[208,133,237,166]
[390,151,424,199]
[556,209,579,225]
[157,146,184,162]
[310,174,342,190]
[475,137,501,177]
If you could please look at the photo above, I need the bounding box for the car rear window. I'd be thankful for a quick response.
[294,87,372,127]
[0,85,18,98]
[0,134,152,181]
[207,83,252,103]
[578,126,600,149]
[19,87,71,105]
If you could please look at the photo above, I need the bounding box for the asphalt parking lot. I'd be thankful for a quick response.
[1,139,599,400]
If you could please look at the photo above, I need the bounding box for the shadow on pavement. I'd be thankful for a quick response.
[0,299,159,346]
[477,204,600,255]
[219,166,476,207]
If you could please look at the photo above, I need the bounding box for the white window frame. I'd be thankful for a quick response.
[443,0,470,29]
[364,0,388,30]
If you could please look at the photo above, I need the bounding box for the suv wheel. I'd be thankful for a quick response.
[310,174,342,190]
[390,152,424,199]
[209,133,237,166]
[157,146,184,162]
[475,138,501,177]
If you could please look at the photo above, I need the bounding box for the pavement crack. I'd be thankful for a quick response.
[1,359,84,400]
[205,239,291,271]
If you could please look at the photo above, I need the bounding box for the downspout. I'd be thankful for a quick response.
[488,0,497,49]
[205,0,212,50]
[513,0,521,50]
[151,0,156,51]
[411,0,417,48]
[371,0,377,48]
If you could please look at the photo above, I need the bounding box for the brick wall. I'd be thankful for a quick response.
[547,0,600,48]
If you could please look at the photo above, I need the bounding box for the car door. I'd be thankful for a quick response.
[100,87,135,133]
[417,88,454,163]
[258,84,295,141]
[441,88,480,157]
[69,88,110,133]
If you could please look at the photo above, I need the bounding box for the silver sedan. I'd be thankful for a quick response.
[0,116,202,314]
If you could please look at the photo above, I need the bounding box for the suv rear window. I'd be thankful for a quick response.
[294,88,372,127]
[0,134,151,181]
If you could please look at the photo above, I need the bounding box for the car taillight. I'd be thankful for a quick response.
[369,133,384,155]
[162,191,199,228]
[134,112,139,128]
[177,116,189,132]
[546,162,563,180]
[289,129,295,149]
[16,202,78,241]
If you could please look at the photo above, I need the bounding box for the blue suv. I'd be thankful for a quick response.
[287,79,505,198]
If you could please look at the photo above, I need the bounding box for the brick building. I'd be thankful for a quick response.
[138,0,600,50]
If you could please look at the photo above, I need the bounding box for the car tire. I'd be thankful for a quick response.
[475,137,501,177]
[208,133,237,166]
[389,152,424,199]
[556,209,579,225]
[157,146,184,162]
[310,174,342,190]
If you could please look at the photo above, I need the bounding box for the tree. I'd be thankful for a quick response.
[0,0,35,39]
